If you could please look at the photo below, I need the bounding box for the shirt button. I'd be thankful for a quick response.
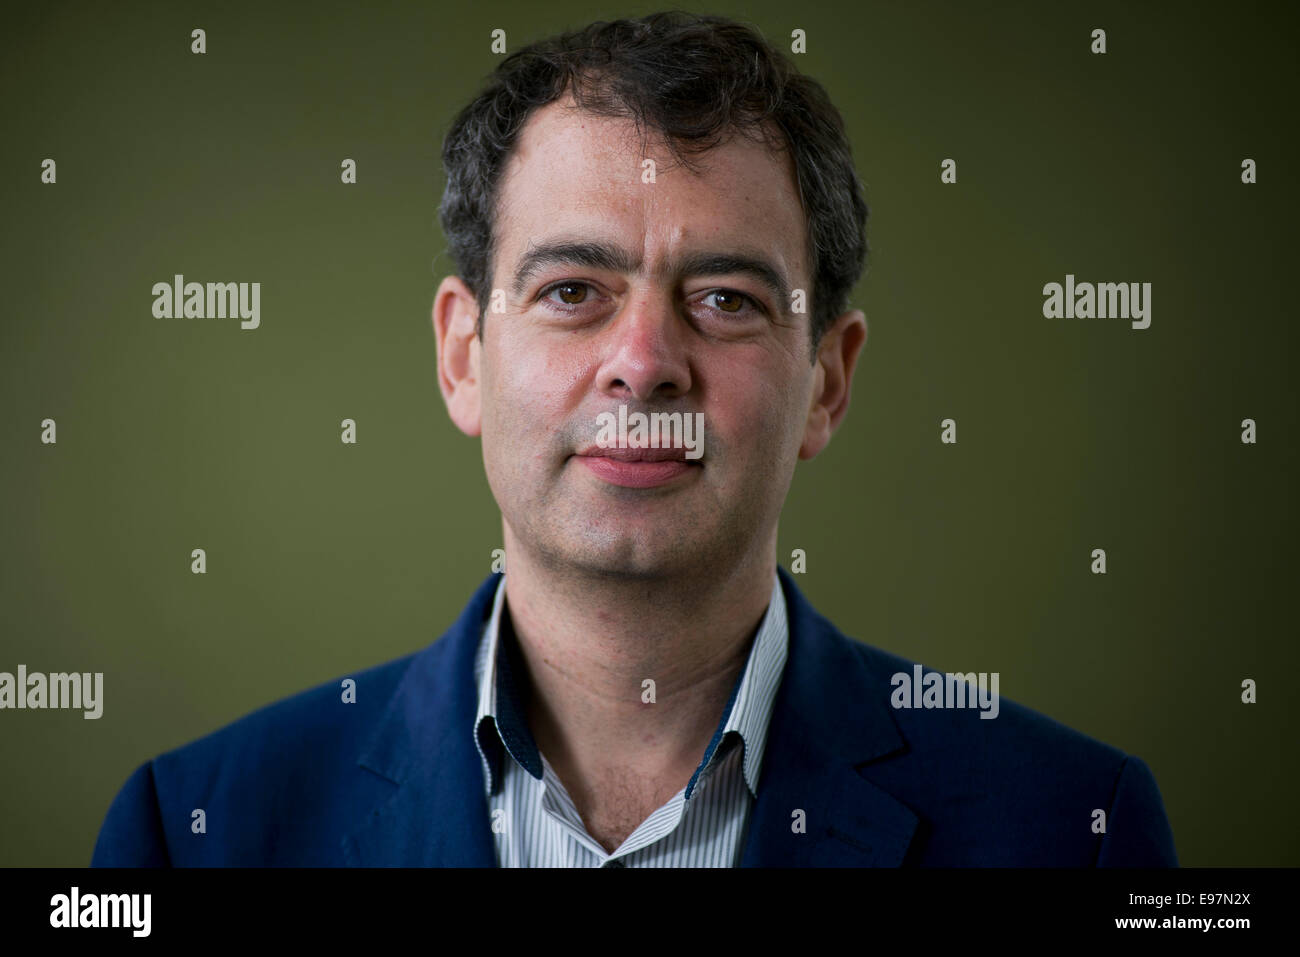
[602,858,625,868]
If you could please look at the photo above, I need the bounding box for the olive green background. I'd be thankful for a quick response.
[2,0,1295,867]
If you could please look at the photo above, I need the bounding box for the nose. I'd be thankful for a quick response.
[596,289,693,402]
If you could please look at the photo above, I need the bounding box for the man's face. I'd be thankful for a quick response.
[467,97,830,581]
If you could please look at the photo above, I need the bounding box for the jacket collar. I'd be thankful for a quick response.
[344,567,917,866]
[740,567,918,866]
[343,573,501,866]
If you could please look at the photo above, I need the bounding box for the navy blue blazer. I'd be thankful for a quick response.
[91,568,1177,866]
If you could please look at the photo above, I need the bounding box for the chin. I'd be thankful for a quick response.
[556,536,696,581]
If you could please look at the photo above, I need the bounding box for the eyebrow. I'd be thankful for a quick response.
[509,239,793,309]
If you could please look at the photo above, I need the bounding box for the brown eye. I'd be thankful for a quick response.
[554,283,588,305]
[713,291,744,313]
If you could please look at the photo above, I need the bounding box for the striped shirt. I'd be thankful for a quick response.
[471,572,789,867]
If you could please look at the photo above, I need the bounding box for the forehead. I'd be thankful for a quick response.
[492,97,808,283]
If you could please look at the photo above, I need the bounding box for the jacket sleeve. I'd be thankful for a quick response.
[1095,755,1178,867]
[91,760,173,867]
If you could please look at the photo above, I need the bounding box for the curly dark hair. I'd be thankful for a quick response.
[437,10,869,356]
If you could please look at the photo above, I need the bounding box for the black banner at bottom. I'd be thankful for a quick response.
[1,867,1290,942]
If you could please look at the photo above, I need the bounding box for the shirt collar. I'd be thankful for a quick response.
[473,571,789,800]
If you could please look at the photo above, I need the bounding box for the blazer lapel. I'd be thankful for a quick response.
[343,568,919,867]
[741,568,919,866]
[343,574,501,867]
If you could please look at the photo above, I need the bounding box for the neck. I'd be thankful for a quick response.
[500,526,777,794]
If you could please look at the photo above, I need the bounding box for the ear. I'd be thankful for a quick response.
[799,308,867,460]
[432,274,483,437]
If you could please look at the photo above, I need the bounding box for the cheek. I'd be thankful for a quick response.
[483,332,595,447]
[705,353,802,457]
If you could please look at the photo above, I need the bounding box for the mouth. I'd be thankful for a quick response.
[572,445,702,489]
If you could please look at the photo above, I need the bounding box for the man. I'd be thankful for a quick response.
[92,12,1177,867]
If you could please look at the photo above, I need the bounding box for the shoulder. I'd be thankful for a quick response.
[849,638,1130,773]
[93,573,501,867]
[93,649,422,866]
[780,578,1139,790]
[830,632,1175,864]
[157,650,416,789]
